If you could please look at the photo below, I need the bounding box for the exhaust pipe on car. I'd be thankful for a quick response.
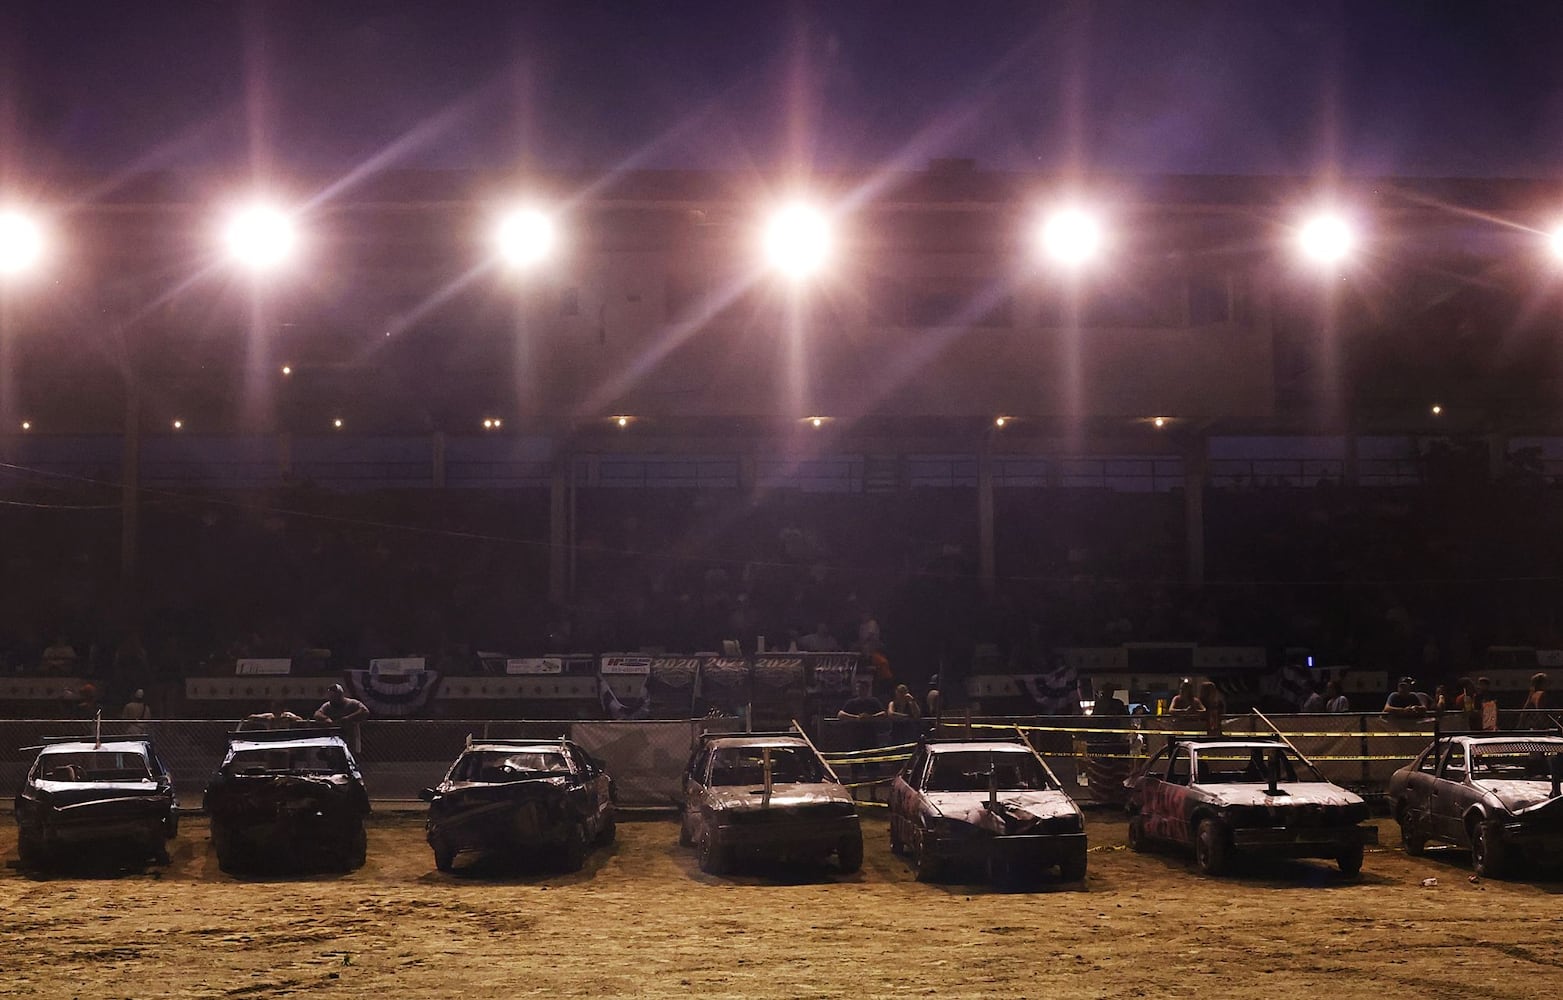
[762,747,773,807]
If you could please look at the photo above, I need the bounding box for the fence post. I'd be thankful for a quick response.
[1360,713,1370,787]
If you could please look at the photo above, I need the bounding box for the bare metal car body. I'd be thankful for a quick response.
[203,730,369,873]
[420,739,616,872]
[680,733,862,875]
[1125,738,1377,876]
[888,739,1087,884]
[1388,732,1563,877]
[14,738,178,869]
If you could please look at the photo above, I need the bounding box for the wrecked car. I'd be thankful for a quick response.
[203,729,369,873]
[420,738,616,872]
[1125,737,1377,876]
[888,738,1087,884]
[1389,731,1563,877]
[14,737,178,869]
[680,732,862,875]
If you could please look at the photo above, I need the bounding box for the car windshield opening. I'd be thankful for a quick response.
[709,746,824,786]
[38,750,152,783]
[229,745,350,775]
[455,750,571,782]
[1194,747,1323,784]
[1471,742,1563,780]
[924,751,1054,793]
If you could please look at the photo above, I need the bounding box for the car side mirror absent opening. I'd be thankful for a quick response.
[418,788,438,802]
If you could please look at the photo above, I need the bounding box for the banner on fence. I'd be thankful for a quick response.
[370,657,426,675]
[807,653,860,694]
[236,658,292,676]
[697,657,749,710]
[600,655,653,675]
[645,656,700,716]
[507,657,564,675]
[345,668,441,718]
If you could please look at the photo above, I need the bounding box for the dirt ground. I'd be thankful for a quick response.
[2,811,1561,999]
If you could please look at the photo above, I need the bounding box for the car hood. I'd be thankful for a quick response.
[1474,779,1563,815]
[32,780,169,808]
[705,783,855,812]
[1194,783,1365,808]
[924,789,1078,825]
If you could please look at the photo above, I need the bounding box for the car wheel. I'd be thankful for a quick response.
[1337,842,1364,877]
[562,824,588,873]
[837,833,864,874]
[151,840,172,866]
[912,822,943,883]
[697,829,731,875]
[1472,820,1508,878]
[678,811,695,848]
[17,831,47,870]
[347,823,367,870]
[431,835,457,873]
[1059,849,1088,883]
[211,823,245,874]
[1127,814,1148,853]
[1195,818,1229,876]
[1397,802,1426,856]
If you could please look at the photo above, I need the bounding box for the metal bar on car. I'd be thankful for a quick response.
[790,718,843,785]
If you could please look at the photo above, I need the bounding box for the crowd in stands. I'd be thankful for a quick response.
[7,472,1563,716]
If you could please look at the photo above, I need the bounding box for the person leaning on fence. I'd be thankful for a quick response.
[240,700,305,732]
[837,678,886,782]
[1197,681,1225,736]
[1325,680,1350,713]
[1520,672,1550,729]
[314,684,370,756]
[1383,676,1430,720]
[121,689,152,722]
[1168,679,1204,715]
[887,683,921,744]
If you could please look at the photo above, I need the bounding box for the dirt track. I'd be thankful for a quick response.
[2,812,1560,999]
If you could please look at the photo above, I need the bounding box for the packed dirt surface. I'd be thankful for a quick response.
[2,811,1561,999]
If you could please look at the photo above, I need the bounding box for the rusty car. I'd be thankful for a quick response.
[1125,737,1377,876]
[679,731,862,875]
[1389,730,1563,877]
[887,737,1087,884]
[14,736,178,869]
[420,737,616,872]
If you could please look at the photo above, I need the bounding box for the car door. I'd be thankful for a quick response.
[1430,742,1468,844]
[1397,745,1440,828]
[683,744,713,841]
[890,747,929,844]
[566,743,611,835]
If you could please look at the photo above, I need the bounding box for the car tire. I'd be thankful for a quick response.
[837,833,864,874]
[912,822,943,883]
[678,812,694,848]
[1337,842,1364,877]
[1397,801,1426,856]
[597,813,617,846]
[1472,819,1508,878]
[346,823,368,871]
[1195,818,1229,876]
[562,824,588,873]
[1127,814,1148,853]
[1059,849,1088,883]
[431,835,456,873]
[211,823,245,875]
[697,829,731,875]
[151,840,172,866]
[17,831,47,871]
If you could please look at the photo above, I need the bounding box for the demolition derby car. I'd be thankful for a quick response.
[1389,731,1563,877]
[420,737,616,872]
[888,738,1087,884]
[1125,737,1377,876]
[680,731,862,875]
[203,729,369,873]
[14,736,179,869]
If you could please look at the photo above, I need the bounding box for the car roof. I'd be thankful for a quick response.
[706,736,809,750]
[1451,734,1563,746]
[926,742,1033,754]
[465,742,572,755]
[39,740,151,754]
[229,736,347,752]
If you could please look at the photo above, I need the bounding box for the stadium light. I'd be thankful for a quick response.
[612,415,633,428]
[280,364,292,376]
[1431,403,1443,416]
[994,416,1009,428]
[1296,212,1356,266]
[1153,416,1168,429]
[1548,226,1563,261]
[20,420,31,431]
[171,419,183,430]
[1036,206,1104,269]
[0,208,45,277]
[222,202,299,273]
[332,417,343,429]
[762,202,833,279]
[495,206,557,269]
[802,415,831,428]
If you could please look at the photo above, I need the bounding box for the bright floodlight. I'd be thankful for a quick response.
[1297,213,1355,265]
[223,203,298,272]
[1038,207,1104,268]
[495,207,557,269]
[762,202,833,278]
[0,209,44,276]
[1548,226,1563,260]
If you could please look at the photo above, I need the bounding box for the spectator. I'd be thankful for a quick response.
[797,622,840,653]
[121,689,152,722]
[1301,681,1327,713]
[1475,676,1498,731]
[1093,683,1127,716]
[1520,672,1549,729]
[1325,680,1350,713]
[1168,679,1204,715]
[313,684,370,756]
[1198,681,1225,736]
[925,674,944,722]
[240,700,305,731]
[1433,684,1450,712]
[1383,676,1429,720]
[856,609,882,652]
[41,636,78,675]
[836,677,886,782]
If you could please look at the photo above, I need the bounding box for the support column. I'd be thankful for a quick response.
[978,436,996,597]
[1183,435,1207,589]
[549,455,570,606]
[119,381,141,620]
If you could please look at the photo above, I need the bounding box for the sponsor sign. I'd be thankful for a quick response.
[370,657,426,675]
[507,657,564,675]
[236,658,292,676]
[600,655,653,675]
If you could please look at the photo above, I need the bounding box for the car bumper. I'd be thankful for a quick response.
[22,816,169,847]
[713,815,860,855]
[1499,822,1563,855]
[924,831,1088,867]
[1232,824,1378,857]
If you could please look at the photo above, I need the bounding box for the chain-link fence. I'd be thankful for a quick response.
[0,712,1531,812]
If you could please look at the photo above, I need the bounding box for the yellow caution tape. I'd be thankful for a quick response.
[963,721,1447,739]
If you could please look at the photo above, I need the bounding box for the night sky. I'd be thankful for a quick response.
[5,1,1563,180]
